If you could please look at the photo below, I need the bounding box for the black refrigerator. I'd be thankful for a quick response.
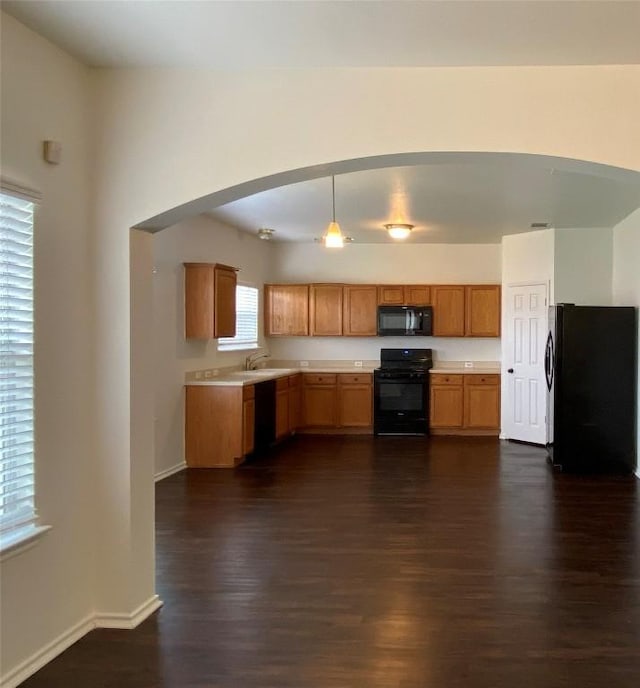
[546,304,637,473]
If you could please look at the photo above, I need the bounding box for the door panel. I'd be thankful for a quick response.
[504,283,547,443]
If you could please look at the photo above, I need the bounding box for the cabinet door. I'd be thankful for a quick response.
[377,285,405,305]
[404,285,431,305]
[429,385,464,428]
[264,285,309,336]
[432,286,465,337]
[463,379,500,429]
[242,398,255,455]
[303,383,337,427]
[214,264,237,338]
[343,285,377,336]
[465,285,501,337]
[184,264,214,339]
[185,386,243,467]
[310,284,343,336]
[338,376,372,427]
[275,387,289,439]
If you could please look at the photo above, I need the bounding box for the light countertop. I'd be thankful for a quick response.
[430,367,500,375]
[185,362,499,386]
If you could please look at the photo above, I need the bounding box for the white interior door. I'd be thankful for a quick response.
[503,284,547,444]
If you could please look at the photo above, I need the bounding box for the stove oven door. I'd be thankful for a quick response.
[374,373,429,435]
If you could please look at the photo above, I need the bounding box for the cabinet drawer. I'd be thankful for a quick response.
[338,373,372,385]
[430,373,464,386]
[243,385,255,400]
[464,374,500,386]
[275,376,289,391]
[303,373,337,385]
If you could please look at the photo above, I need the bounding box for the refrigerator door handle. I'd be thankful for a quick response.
[544,331,554,391]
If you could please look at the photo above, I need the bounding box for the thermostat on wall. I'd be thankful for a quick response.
[43,140,61,165]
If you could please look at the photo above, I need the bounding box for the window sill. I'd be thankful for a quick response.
[217,344,260,353]
[0,524,52,562]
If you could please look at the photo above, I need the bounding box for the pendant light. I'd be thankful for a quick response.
[384,223,414,240]
[323,175,344,248]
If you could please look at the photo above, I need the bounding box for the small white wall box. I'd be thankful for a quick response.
[43,140,61,164]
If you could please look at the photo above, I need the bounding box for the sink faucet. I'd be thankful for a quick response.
[245,352,270,371]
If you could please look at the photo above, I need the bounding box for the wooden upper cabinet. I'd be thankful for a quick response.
[432,286,465,337]
[343,285,377,336]
[465,285,501,337]
[404,285,431,305]
[214,264,238,338]
[264,284,309,336]
[310,284,343,336]
[184,263,237,339]
[377,285,405,305]
[377,285,431,305]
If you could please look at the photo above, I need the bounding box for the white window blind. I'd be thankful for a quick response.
[218,285,259,351]
[0,191,36,543]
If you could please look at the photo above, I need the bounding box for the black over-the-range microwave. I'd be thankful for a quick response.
[377,305,433,336]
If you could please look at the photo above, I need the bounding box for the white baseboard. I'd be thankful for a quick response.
[1,596,163,687]
[154,461,186,482]
[1,613,95,688]
[95,594,163,629]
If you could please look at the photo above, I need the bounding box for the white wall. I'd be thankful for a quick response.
[612,209,640,472]
[501,229,555,300]
[0,13,96,684]
[269,242,502,362]
[554,228,613,305]
[153,215,272,476]
[500,229,555,435]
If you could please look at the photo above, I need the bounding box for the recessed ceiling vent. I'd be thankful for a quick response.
[531,222,551,229]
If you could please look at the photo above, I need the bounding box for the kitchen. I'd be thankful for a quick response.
[151,162,638,479]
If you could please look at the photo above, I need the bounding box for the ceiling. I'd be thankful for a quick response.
[4,1,640,69]
[5,1,639,243]
[209,157,640,244]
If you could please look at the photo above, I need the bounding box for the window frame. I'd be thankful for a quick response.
[0,181,49,559]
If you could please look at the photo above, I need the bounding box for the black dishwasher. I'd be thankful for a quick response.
[253,380,276,454]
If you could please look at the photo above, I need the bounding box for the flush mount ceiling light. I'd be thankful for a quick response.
[322,176,345,248]
[384,223,414,240]
[257,228,275,240]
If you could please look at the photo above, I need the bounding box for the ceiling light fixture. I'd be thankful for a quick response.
[322,175,344,248]
[257,228,275,240]
[384,223,414,240]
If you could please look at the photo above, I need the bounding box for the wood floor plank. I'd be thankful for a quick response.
[21,436,640,687]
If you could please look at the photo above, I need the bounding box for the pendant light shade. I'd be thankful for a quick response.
[323,176,344,248]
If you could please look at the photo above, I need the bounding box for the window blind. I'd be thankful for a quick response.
[0,192,35,540]
[218,285,259,351]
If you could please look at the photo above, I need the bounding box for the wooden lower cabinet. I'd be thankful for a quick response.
[302,374,337,427]
[338,373,373,428]
[429,375,464,429]
[301,373,372,431]
[430,373,500,435]
[186,384,255,467]
[463,374,501,429]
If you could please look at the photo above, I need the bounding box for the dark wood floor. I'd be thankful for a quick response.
[23,436,640,687]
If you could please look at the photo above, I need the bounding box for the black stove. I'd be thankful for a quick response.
[374,349,433,435]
